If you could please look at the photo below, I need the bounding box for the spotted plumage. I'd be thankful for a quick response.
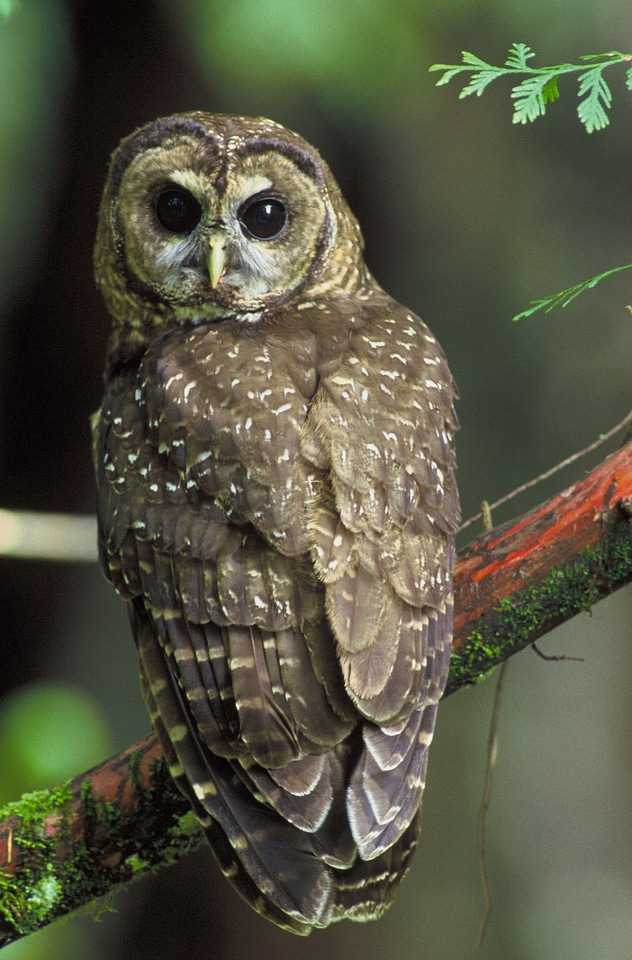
[92,113,459,933]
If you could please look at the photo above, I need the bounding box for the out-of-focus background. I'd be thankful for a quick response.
[1,2,631,958]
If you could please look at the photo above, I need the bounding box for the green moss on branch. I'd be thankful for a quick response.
[447,507,632,691]
[0,750,201,946]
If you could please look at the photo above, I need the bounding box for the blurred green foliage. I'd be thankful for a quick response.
[164,0,433,115]
[0,0,19,21]
[0,0,73,311]
[0,682,112,804]
[2,925,103,960]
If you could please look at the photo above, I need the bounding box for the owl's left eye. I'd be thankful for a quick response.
[155,188,202,234]
[238,197,287,240]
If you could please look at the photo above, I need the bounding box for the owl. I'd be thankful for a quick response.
[92,113,459,934]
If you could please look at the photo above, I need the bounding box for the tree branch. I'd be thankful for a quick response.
[1,440,631,947]
[450,437,632,690]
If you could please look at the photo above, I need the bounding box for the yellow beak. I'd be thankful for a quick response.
[208,233,227,288]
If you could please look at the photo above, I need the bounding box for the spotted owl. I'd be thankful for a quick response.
[92,113,459,934]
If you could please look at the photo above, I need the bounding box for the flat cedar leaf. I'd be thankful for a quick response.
[579,51,621,62]
[460,70,499,98]
[542,75,560,104]
[431,65,469,86]
[461,51,494,70]
[429,52,494,88]
[431,45,632,134]
[577,68,612,132]
[505,42,536,70]
[511,74,554,123]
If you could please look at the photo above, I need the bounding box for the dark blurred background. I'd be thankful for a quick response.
[1,2,631,958]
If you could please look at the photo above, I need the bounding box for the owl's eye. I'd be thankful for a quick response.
[155,188,202,234]
[238,197,287,240]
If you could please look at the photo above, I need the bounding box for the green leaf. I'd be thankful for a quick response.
[0,0,19,20]
[512,263,632,321]
[542,75,560,104]
[579,51,622,62]
[460,69,499,99]
[577,68,612,132]
[430,51,504,94]
[461,51,495,70]
[430,65,468,86]
[505,42,535,70]
[511,74,555,124]
[431,45,632,134]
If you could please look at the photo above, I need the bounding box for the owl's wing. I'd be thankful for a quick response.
[94,334,360,928]
[302,302,459,857]
[94,308,457,922]
[133,600,341,934]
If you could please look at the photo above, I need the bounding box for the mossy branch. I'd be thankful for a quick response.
[1,440,631,948]
[449,438,632,689]
[0,738,199,946]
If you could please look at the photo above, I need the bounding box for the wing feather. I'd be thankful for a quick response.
[137,616,334,930]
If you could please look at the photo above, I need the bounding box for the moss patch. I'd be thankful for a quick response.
[0,754,202,945]
[447,509,632,692]
[0,784,73,936]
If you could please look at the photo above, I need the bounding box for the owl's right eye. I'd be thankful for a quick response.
[155,188,202,234]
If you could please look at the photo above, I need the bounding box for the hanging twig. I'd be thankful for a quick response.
[475,500,504,956]
[459,408,632,533]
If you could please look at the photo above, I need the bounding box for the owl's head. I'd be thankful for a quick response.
[95,113,367,341]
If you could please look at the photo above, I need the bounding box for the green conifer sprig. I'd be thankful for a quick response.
[430,43,632,133]
[512,264,632,321]
[431,44,632,319]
